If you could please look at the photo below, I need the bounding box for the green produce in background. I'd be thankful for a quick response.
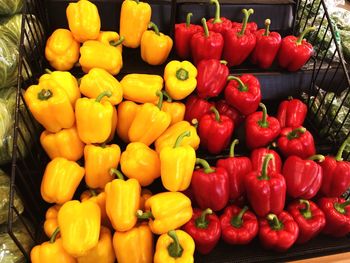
[0,0,23,15]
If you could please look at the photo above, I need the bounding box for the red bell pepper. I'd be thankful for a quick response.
[220,205,258,245]
[231,21,258,33]
[191,158,229,211]
[224,74,261,115]
[283,155,324,199]
[196,59,229,99]
[223,9,256,66]
[175,13,202,59]
[277,127,316,159]
[259,212,299,251]
[277,97,307,128]
[216,139,252,200]
[251,19,281,69]
[245,103,281,149]
[245,154,286,217]
[206,0,232,34]
[183,208,221,254]
[184,95,214,123]
[318,197,350,237]
[320,139,350,197]
[288,199,326,244]
[278,27,315,71]
[198,107,234,154]
[216,100,245,127]
[250,147,282,174]
[191,18,224,65]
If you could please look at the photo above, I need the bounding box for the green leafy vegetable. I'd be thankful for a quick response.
[0,0,23,15]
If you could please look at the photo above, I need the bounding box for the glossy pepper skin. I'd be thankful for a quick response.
[141,22,173,65]
[245,154,286,217]
[77,227,115,263]
[175,13,202,59]
[232,21,258,33]
[277,127,316,159]
[121,74,163,104]
[216,100,245,127]
[183,208,221,254]
[278,27,315,71]
[245,103,281,149]
[251,147,282,174]
[192,158,229,211]
[24,79,75,133]
[44,205,61,238]
[117,101,140,142]
[75,91,114,144]
[161,92,186,125]
[318,197,350,237]
[41,158,84,204]
[119,0,151,48]
[288,199,326,244]
[259,212,299,252]
[164,60,197,100]
[139,189,153,211]
[84,144,121,189]
[196,59,229,99]
[45,28,80,71]
[206,0,232,34]
[320,139,350,197]
[223,9,256,66]
[40,126,84,161]
[79,68,123,106]
[277,97,307,128]
[184,95,214,123]
[58,200,101,257]
[191,18,224,65]
[251,19,281,69]
[120,142,160,186]
[220,205,258,245]
[113,224,154,263]
[97,31,123,55]
[224,74,261,115]
[105,170,141,232]
[154,230,195,263]
[216,139,252,200]
[198,107,234,154]
[137,192,193,235]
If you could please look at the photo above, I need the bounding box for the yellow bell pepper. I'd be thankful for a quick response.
[31,228,76,263]
[77,226,115,263]
[116,101,140,143]
[139,189,152,211]
[108,106,118,142]
[105,170,141,232]
[164,60,197,100]
[120,142,160,186]
[120,0,151,48]
[141,22,173,65]
[24,79,75,133]
[75,91,114,144]
[79,68,123,106]
[160,131,196,192]
[45,28,80,71]
[97,31,123,54]
[137,192,193,235]
[113,224,154,263]
[128,92,171,146]
[161,91,186,125]
[79,40,123,75]
[66,0,100,43]
[84,144,121,189]
[154,230,195,263]
[41,157,85,204]
[40,126,85,161]
[58,200,101,257]
[44,205,61,238]
[39,69,80,106]
[120,74,163,104]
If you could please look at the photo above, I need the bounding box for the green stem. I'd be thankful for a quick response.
[201,18,210,38]
[196,158,215,173]
[335,138,350,161]
[110,36,125,47]
[96,90,112,102]
[263,19,271,36]
[49,227,60,243]
[156,90,164,110]
[296,26,316,45]
[191,118,198,129]
[210,0,222,23]
[308,154,325,162]
[186,13,193,27]
[89,189,97,197]
[132,0,139,3]
[227,76,248,92]
[334,200,350,214]
[136,210,155,220]
[267,214,284,231]
[174,131,191,148]
[162,90,172,102]
[195,208,213,229]
[231,206,249,228]
[167,230,184,258]
[45,68,53,74]
[176,68,189,81]
[110,168,124,180]
[148,22,160,36]
[258,103,269,128]
[287,127,306,140]
[37,89,53,100]
[299,199,312,219]
[258,153,273,180]
[210,106,221,122]
[229,139,239,157]
[239,8,254,36]
[220,60,228,65]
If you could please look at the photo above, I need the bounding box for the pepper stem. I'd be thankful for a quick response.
[287,127,306,140]
[263,19,271,36]
[210,0,222,24]
[191,118,198,129]
[258,103,269,128]
[110,168,124,180]
[96,90,112,102]
[231,206,249,228]
[196,158,215,173]
[89,189,97,197]
[156,90,164,110]
[162,90,172,102]
[239,8,254,36]
[267,214,284,231]
[174,131,191,148]
[167,230,184,259]
[136,210,155,220]
[45,68,53,74]
[210,106,221,122]
[148,22,160,36]
[110,36,125,47]
[299,199,312,219]
[195,208,213,229]
[258,154,274,180]
[37,89,53,100]
[335,138,350,161]
[176,68,189,81]
[132,0,139,3]
[227,76,248,92]
[308,154,325,162]
[220,60,228,65]
[186,12,193,27]
[49,227,60,243]
[296,26,316,45]
[201,18,210,38]
[334,200,350,214]
[229,139,239,157]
